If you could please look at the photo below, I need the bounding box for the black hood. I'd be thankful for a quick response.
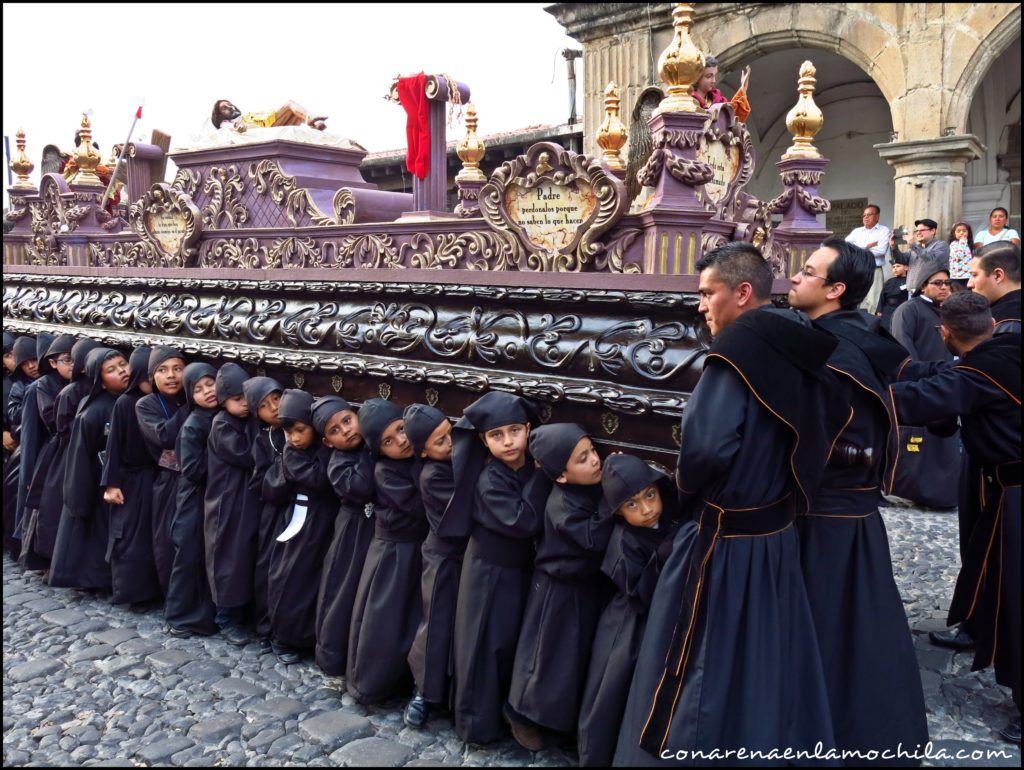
[312,395,353,435]
[70,338,102,381]
[403,403,446,456]
[147,346,185,379]
[243,376,283,416]
[183,362,217,408]
[2,331,13,355]
[126,346,152,394]
[34,333,56,376]
[357,398,403,458]
[80,347,123,411]
[12,336,36,367]
[278,388,315,427]
[601,453,671,513]
[529,422,588,481]
[215,362,249,404]
[44,334,77,361]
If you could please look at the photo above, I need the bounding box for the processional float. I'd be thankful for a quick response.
[3,3,832,469]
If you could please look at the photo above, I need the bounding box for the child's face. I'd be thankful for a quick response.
[482,422,530,469]
[153,358,185,396]
[2,351,15,374]
[257,391,282,427]
[223,393,249,418]
[192,376,218,409]
[557,436,602,485]
[138,379,153,395]
[617,484,663,528]
[954,224,969,241]
[100,355,131,395]
[379,419,413,460]
[19,358,39,379]
[323,409,362,451]
[53,353,75,382]
[420,419,452,462]
[891,262,907,278]
[285,421,316,449]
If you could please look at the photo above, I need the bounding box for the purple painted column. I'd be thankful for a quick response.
[403,75,470,218]
[769,157,831,278]
[636,110,715,274]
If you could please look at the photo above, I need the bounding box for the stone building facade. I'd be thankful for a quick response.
[548,2,1021,237]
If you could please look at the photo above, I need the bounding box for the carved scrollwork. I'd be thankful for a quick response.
[172,168,202,197]
[333,233,399,268]
[594,227,641,273]
[5,196,29,223]
[795,187,831,214]
[202,165,248,228]
[89,240,161,268]
[651,128,704,149]
[248,159,336,227]
[269,236,324,268]
[781,169,824,186]
[198,237,269,269]
[332,188,356,225]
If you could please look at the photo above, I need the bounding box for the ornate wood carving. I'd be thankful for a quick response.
[129,183,202,267]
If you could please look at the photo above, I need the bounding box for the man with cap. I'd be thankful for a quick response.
[894,217,950,295]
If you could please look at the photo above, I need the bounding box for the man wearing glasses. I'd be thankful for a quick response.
[845,204,891,313]
[896,217,951,294]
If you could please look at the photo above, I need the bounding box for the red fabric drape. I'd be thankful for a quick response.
[397,73,431,180]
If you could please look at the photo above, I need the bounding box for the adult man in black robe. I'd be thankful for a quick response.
[614,242,840,764]
[968,241,1020,335]
[788,237,929,761]
[890,291,1020,745]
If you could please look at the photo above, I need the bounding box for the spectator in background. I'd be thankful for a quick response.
[896,218,950,295]
[948,222,974,289]
[891,260,953,363]
[846,204,891,313]
[876,250,910,332]
[973,207,1020,250]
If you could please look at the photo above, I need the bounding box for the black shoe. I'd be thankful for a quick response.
[167,625,192,639]
[403,693,431,729]
[256,636,273,653]
[999,716,1021,745]
[929,625,975,651]
[274,646,301,665]
[221,625,249,647]
[503,703,544,752]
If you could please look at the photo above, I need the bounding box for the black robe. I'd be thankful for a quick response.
[135,393,189,595]
[615,307,839,764]
[165,408,218,634]
[452,460,549,744]
[2,375,31,558]
[347,456,428,703]
[48,390,116,590]
[891,333,1021,707]
[508,482,612,732]
[16,375,58,555]
[19,373,64,569]
[250,424,287,638]
[265,443,336,650]
[315,446,376,675]
[204,411,261,609]
[579,520,671,767]
[991,288,1021,335]
[21,381,88,568]
[407,459,465,705]
[800,309,928,762]
[890,295,951,363]
[875,276,909,332]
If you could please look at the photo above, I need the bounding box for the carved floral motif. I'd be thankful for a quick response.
[202,165,248,228]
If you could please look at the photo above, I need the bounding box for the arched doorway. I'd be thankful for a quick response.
[962,36,1022,233]
[716,48,895,236]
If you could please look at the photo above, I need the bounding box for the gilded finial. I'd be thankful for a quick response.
[597,82,627,170]
[10,128,35,189]
[70,113,103,187]
[456,103,486,182]
[654,3,706,116]
[782,61,824,160]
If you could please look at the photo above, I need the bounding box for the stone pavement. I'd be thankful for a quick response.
[3,503,1020,767]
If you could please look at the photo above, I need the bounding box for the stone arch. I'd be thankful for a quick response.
[947,5,1022,134]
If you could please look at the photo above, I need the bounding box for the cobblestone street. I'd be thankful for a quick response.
[3,503,1020,767]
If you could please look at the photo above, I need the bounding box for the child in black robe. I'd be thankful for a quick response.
[346,398,428,704]
[577,454,677,766]
[403,403,462,728]
[14,333,55,557]
[877,250,911,332]
[23,339,100,571]
[165,363,219,637]
[4,335,39,557]
[2,333,16,550]
[135,347,189,595]
[205,363,259,646]
[49,348,131,590]
[265,389,336,664]
[243,376,285,650]
[506,423,612,750]
[100,347,162,608]
[314,396,375,676]
[448,392,551,745]
[21,334,76,570]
